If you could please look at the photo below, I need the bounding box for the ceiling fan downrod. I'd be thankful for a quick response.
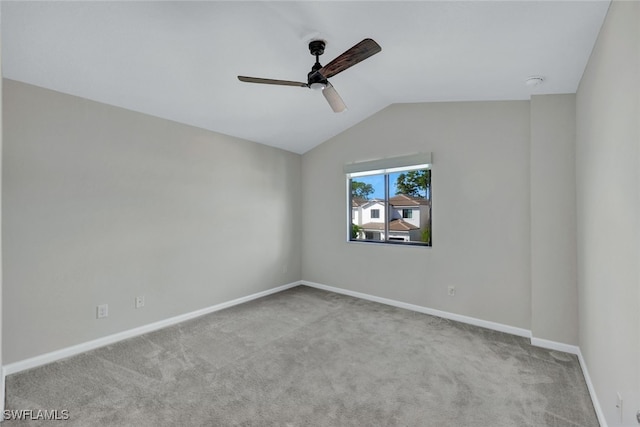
[308,40,328,89]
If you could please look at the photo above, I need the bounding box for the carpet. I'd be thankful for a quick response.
[5,285,598,426]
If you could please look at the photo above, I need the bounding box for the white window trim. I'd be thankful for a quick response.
[344,152,432,177]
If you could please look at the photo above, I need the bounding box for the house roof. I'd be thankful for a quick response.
[353,194,428,208]
[389,219,419,231]
[351,198,368,207]
[352,198,384,209]
[360,219,419,232]
[360,222,385,231]
[389,194,430,207]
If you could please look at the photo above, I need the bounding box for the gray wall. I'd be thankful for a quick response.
[0,12,4,411]
[576,1,640,425]
[2,79,302,364]
[301,101,533,330]
[530,94,578,345]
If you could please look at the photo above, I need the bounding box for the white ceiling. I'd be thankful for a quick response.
[2,1,610,154]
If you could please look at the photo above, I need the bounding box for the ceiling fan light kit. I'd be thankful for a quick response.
[309,82,327,91]
[238,38,381,113]
[322,83,347,113]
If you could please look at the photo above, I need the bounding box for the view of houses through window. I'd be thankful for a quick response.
[349,167,431,246]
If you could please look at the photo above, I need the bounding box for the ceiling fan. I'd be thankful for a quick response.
[238,38,381,113]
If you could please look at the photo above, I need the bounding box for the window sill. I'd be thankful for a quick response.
[347,239,431,248]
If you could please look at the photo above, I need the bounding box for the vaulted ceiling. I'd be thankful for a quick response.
[2,1,610,154]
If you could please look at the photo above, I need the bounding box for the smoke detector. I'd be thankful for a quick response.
[525,76,545,87]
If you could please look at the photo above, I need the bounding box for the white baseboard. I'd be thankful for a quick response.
[301,281,532,338]
[577,349,608,427]
[530,337,580,355]
[3,281,301,376]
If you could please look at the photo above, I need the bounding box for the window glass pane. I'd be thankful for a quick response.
[349,167,431,246]
[388,169,431,245]
[350,173,385,241]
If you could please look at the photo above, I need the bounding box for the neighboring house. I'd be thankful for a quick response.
[351,194,431,242]
[352,198,385,240]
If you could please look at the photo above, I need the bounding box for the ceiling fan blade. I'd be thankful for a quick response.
[322,83,347,113]
[238,76,307,87]
[318,38,381,79]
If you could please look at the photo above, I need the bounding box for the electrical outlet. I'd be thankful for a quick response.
[448,286,456,297]
[97,304,108,319]
[135,296,145,309]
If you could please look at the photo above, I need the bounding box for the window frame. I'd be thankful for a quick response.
[345,153,432,248]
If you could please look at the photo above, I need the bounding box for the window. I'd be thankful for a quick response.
[365,231,382,240]
[346,153,432,246]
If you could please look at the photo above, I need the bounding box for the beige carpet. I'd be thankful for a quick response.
[5,286,598,426]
